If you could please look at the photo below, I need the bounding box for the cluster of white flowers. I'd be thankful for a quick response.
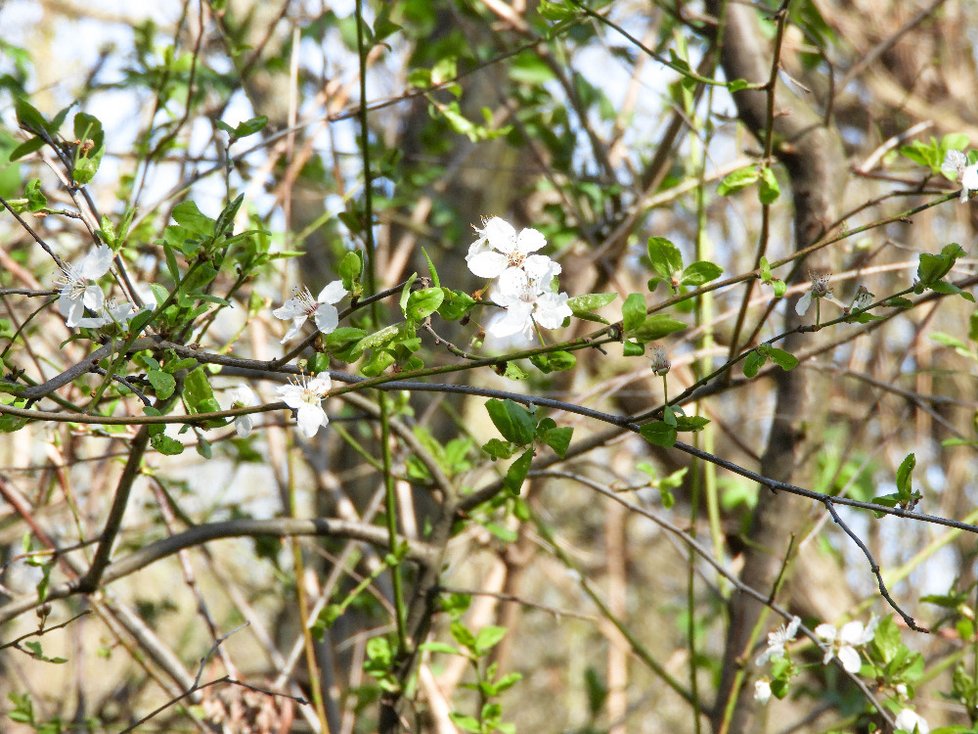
[57,244,155,328]
[466,217,571,340]
[754,614,882,708]
[266,280,347,436]
[942,149,978,203]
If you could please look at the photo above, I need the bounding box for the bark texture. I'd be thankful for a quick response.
[705,2,847,731]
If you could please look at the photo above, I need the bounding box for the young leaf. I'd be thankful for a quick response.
[622,292,647,332]
[767,348,799,371]
[639,421,677,447]
[681,261,723,287]
[759,167,780,204]
[485,398,536,445]
[717,166,760,196]
[743,349,768,378]
[406,287,444,321]
[629,315,686,342]
[896,453,916,497]
[529,351,576,373]
[503,449,534,494]
[647,237,684,280]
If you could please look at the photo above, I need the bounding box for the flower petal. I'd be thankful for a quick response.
[489,302,534,339]
[533,291,571,329]
[235,415,254,438]
[296,404,327,438]
[466,250,508,278]
[837,645,861,673]
[515,226,547,253]
[814,623,836,643]
[313,304,339,334]
[795,290,813,316]
[317,280,348,305]
[480,217,517,251]
[80,245,113,279]
[276,384,304,410]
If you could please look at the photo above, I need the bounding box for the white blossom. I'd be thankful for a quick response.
[466,216,560,285]
[795,271,834,317]
[894,708,929,734]
[57,244,113,327]
[273,280,347,343]
[753,678,772,705]
[227,385,259,438]
[756,615,800,666]
[488,270,571,340]
[814,616,877,674]
[942,149,978,203]
[276,374,331,438]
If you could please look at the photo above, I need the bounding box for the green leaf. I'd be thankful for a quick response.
[567,292,617,314]
[503,449,534,495]
[420,246,440,288]
[622,292,647,332]
[482,438,516,460]
[528,351,576,373]
[767,347,799,371]
[681,261,723,287]
[15,96,48,134]
[539,0,579,22]
[9,136,44,161]
[350,324,400,358]
[24,178,46,211]
[438,288,476,320]
[183,367,222,427]
[896,453,916,497]
[151,433,184,456]
[420,641,461,656]
[147,369,176,400]
[485,398,535,445]
[406,287,444,321]
[639,421,677,447]
[540,425,573,457]
[743,349,767,378]
[758,167,780,204]
[399,272,418,314]
[629,315,686,342]
[361,349,396,376]
[916,244,965,289]
[674,415,710,432]
[622,339,644,357]
[501,361,529,380]
[72,112,105,185]
[473,625,508,656]
[338,250,363,290]
[229,115,268,140]
[717,166,760,196]
[172,200,216,237]
[509,51,557,85]
[647,237,684,280]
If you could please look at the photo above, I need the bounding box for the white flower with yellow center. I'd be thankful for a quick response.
[276,374,331,438]
[273,280,347,343]
[57,244,113,327]
[466,216,560,285]
[815,615,877,673]
[488,270,571,340]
